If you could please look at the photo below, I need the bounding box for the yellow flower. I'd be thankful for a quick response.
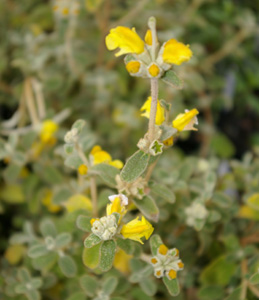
[78,164,88,175]
[140,97,165,126]
[120,216,154,244]
[90,145,123,169]
[64,194,92,212]
[105,26,145,57]
[40,120,58,145]
[163,137,174,147]
[113,249,132,274]
[162,39,192,65]
[106,194,128,223]
[172,109,199,132]
[42,190,62,213]
[126,61,141,74]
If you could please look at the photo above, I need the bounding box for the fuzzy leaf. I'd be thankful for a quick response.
[102,276,118,295]
[120,150,150,183]
[72,119,86,133]
[249,272,259,285]
[40,219,57,238]
[92,163,120,187]
[133,196,159,222]
[151,183,175,203]
[76,215,92,232]
[64,154,83,169]
[99,240,116,272]
[32,252,58,271]
[55,233,72,248]
[80,274,98,297]
[84,234,102,248]
[58,255,77,277]
[162,277,180,296]
[117,237,135,255]
[162,70,183,89]
[28,244,48,258]
[140,277,157,296]
[150,234,163,256]
[82,242,101,269]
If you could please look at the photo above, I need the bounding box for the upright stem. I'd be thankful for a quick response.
[90,176,98,218]
[148,78,158,142]
[75,142,98,217]
[24,78,40,126]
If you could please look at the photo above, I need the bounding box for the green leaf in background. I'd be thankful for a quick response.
[120,150,150,183]
[99,240,116,272]
[64,144,74,155]
[80,274,99,297]
[28,244,48,258]
[149,234,162,256]
[17,268,31,282]
[40,219,57,238]
[66,292,86,300]
[200,255,237,286]
[162,277,180,296]
[211,133,235,158]
[212,192,232,208]
[25,289,41,300]
[92,163,119,187]
[102,276,118,295]
[139,277,157,296]
[72,119,86,133]
[249,272,259,285]
[129,265,153,283]
[150,183,175,203]
[58,255,77,277]
[83,242,101,269]
[198,285,224,300]
[117,238,135,255]
[3,164,22,184]
[84,234,102,248]
[133,196,159,222]
[76,215,92,232]
[224,287,242,300]
[64,154,83,169]
[0,184,25,204]
[162,70,183,89]
[32,252,58,272]
[52,187,73,205]
[55,233,72,248]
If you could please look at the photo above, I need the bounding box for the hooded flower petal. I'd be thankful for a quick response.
[40,120,58,144]
[172,109,199,132]
[140,97,165,125]
[162,39,192,65]
[120,216,154,244]
[106,26,145,57]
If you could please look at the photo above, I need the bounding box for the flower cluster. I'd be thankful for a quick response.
[105,18,192,79]
[140,97,199,147]
[151,244,184,280]
[185,202,208,227]
[90,194,154,244]
[78,145,124,175]
[53,0,80,18]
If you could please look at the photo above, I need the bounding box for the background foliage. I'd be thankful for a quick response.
[0,0,259,299]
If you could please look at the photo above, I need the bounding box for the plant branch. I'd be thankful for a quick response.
[148,78,158,142]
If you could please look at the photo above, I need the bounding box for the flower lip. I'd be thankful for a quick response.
[105,26,145,57]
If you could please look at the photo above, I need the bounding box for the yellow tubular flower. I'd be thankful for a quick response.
[162,39,192,65]
[120,216,154,244]
[158,244,168,255]
[140,97,165,125]
[168,269,177,279]
[172,109,199,132]
[109,160,124,169]
[40,120,58,145]
[105,26,145,57]
[126,61,141,74]
[145,29,152,45]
